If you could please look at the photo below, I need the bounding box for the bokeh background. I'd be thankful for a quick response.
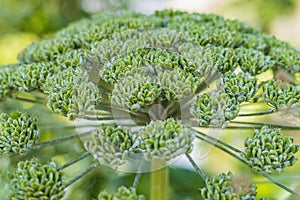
[0,0,300,199]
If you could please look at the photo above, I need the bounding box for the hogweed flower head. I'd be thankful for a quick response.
[98,186,145,200]
[217,72,258,103]
[243,126,300,173]
[9,159,66,200]
[84,124,136,168]
[138,118,194,161]
[263,80,300,114]
[200,172,257,200]
[0,112,39,155]
[0,8,300,199]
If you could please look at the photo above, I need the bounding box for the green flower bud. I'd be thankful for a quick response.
[101,48,182,85]
[138,118,194,161]
[9,159,65,200]
[44,68,101,119]
[11,62,53,92]
[111,71,161,111]
[17,37,77,63]
[269,47,300,73]
[0,112,39,155]
[218,72,258,103]
[262,80,300,112]
[191,92,240,126]
[177,44,238,75]
[0,65,16,99]
[200,172,257,200]
[158,69,199,101]
[243,126,300,173]
[84,124,136,168]
[236,48,275,75]
[98,186,145,200]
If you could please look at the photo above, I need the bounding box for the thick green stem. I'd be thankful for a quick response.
[151,159,168,200]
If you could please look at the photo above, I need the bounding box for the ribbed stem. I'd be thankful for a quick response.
[185,153,206,180]
[34,131,92,148]
[132,160,144,189]
[192,128,244,155]
[151,159,168,200]
[58,152,91,170]
[65,162,99,187]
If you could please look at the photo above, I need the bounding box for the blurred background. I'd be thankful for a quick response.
[0,0,300,199]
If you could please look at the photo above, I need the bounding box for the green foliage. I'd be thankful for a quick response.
[9,159,66,200]
[98,186,145,200]
[228,0,298,32]
[243,126,299,173]
[0,112,39,155]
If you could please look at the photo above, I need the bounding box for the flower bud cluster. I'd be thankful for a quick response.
[138,118,194,161]
[0,65,15,99]
[263,80,299,111]
[9,159,65,200]
[98,186,145,200]
[84,124,135,168]
[0,112,39,155]
[243,126,299,173]
[218,72,258,103]
[201,172,257,200]
[44,68,101,119]
[191,92,240,126]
